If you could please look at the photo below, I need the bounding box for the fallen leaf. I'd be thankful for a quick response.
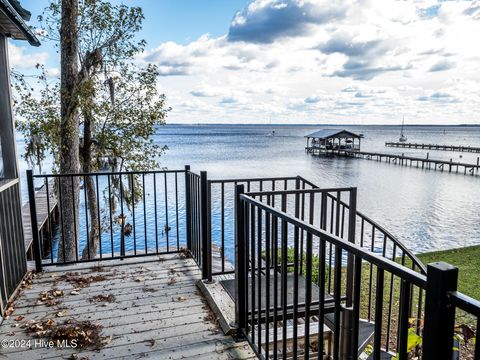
[5,307,14,316]
[14,316,24,321]
[177,296,186,302]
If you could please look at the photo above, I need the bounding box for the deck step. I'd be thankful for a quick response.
[324,313,375,353]
[258,321,332,345]
[366,350,394,359]
[257,322,332,359]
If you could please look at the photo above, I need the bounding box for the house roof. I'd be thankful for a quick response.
[0,0,40,46]
[305,129,361,140]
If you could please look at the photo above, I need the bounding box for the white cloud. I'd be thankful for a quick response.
[135,0,480,124]
[8,43,48,70]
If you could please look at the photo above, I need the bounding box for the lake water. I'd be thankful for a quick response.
[155,124,480,254]
[17,124,480,258]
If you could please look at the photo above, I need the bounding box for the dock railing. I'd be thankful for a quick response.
[0,179,27,314]
[27,168,189,269]
[234,185,479,359]
[207,176,317,277]
[26,166,426,285]
[22,168,480,358]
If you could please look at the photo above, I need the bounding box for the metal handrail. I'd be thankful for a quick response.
[240,193,427,288]
[245,187,356,196]
[209,176,299,184]
[297,175,427,274]
[31,169,187,178]
[448,291,480,317]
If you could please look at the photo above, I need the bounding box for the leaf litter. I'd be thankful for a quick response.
[24,318,111,350]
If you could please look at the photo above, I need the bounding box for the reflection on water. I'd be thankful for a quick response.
[157,124,480,255]
[17,124,480,258]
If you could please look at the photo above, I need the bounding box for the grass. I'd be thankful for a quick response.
[416,245,480,300]
[259,245,479,356]
[265,247,329,284]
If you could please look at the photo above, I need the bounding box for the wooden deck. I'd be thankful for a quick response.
[22,179,57,251]
[0,254,256,359]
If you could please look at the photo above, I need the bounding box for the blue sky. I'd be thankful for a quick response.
[22,1,249,44]
[17,0,250,71]
[9,0,480,125]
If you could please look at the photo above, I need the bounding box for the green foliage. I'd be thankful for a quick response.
[13,0,170,174]
[13,65,61,169]
[12,0,171,258]
[392,328,422,360]
[263,247,328,285]
[417,246,480,301]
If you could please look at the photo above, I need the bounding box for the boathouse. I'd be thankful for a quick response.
[305,128,361,155]
[0,0,39,315]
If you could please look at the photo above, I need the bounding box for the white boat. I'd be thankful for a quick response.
[399,116,407,142]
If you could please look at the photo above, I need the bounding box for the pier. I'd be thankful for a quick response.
[385,142,480,153]
[336,149,480,175]
[22,179,58,253]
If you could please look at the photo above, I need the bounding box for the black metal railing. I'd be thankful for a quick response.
[297,176,426,275]
[234,185,479,360]
[23,167,480,358]
[207,175,426,281]
[185,168,211,280]
[423,264,480,360]
[27,168,188,269]
[0,179,27,315]
[207,176,316,276]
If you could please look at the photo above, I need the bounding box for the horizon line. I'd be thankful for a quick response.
[164,123,480,127]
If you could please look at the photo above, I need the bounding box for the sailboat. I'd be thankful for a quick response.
[399,116,407,142]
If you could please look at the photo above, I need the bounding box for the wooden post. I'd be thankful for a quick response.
[0,35,19,179]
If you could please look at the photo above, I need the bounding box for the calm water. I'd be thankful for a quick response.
[155,124,480,255]
[17,124,480,258]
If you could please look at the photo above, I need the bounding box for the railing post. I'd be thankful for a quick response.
[26,170,42,272]
[200,171,212,282]
[184,165,191,251]
[423,262,458,359]
[345,187,357,307]
[340,308,355,360]
[234,184,247,337]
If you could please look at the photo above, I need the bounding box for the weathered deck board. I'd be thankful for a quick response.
[22,179,57,251]
[0,254,256,359]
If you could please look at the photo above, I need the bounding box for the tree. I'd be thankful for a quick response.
[13,0,170,260]
[59,0,80,262]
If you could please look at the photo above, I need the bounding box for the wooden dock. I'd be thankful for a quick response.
[22,179,57,252]
[385,142,480,154]
[335,149,480,176]
[0,254,256,359]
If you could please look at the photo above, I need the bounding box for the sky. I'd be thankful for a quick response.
[9,0,480,125]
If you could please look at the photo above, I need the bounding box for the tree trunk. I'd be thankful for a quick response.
[81,102,100,259]
[58,0,80,262]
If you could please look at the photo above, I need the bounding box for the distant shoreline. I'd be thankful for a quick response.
[164,123,480,127]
